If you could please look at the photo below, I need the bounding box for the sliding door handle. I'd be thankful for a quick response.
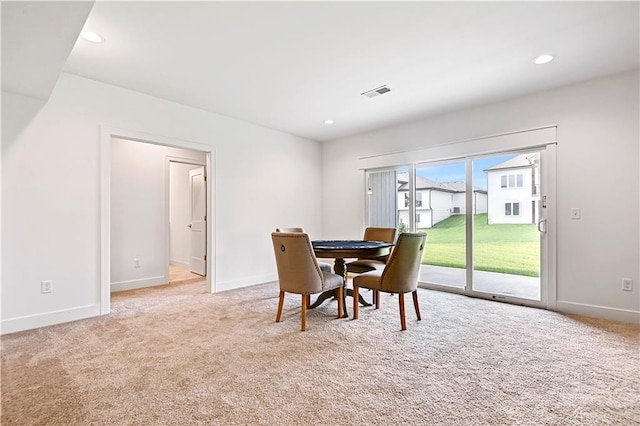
[537,219,547,234]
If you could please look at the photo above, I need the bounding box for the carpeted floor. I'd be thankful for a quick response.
[2,280,639,425]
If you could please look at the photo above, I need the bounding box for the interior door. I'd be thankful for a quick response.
[188,166,206,276]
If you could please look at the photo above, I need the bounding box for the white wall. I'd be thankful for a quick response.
[474,191,488,215]
[110,139,206,292]
[170,161,203,268]
[322,70,640,323]
[432,191,454,224]
[2,73,323,333]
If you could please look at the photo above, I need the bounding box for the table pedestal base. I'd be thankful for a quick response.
[309,287,372,317]
[310,242,393,317]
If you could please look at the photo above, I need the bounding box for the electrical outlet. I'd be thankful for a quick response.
[134,258,141,268]
[41,280,53,294]
[622,278,633,292]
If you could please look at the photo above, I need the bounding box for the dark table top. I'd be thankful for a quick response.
[312,240,393,251]
[312,240,394,275]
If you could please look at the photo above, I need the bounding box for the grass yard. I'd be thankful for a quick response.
[419,213,540,277]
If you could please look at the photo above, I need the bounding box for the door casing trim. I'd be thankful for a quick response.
[100,126,215,315]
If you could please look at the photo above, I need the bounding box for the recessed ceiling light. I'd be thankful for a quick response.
[324,119,334,125]
[533,54,554,65]
[81,31,105,43]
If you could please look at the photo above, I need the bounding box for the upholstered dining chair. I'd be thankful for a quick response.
[345,227,396,305]
[276,227,304,232]
[271,232,344,331]
[352,232,427,331]
[345,227,397,274]
[275,227,332,273]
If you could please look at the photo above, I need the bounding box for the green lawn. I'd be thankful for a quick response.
[418,213,540,277]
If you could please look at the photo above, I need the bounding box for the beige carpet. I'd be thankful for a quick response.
[2,280,639,425]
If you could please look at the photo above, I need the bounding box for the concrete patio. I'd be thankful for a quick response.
[419,265,540,301]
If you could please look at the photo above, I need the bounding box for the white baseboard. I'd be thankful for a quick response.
[170,260,189,268]
[1,304,101,335]
[216,273,277,293]
[111,276,167,292]
[555,300,640,324]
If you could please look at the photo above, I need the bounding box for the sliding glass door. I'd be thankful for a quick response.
[365,146,554,309]
[470,152,542,301]
[414,161,467,290]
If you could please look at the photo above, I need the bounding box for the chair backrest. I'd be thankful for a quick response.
[361,227,397,263]
[275,227,304,233]
[271,232,323,295]
[380,232,427,293]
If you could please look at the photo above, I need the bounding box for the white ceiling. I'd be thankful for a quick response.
[4,2,639,142]
[1,1,93,100]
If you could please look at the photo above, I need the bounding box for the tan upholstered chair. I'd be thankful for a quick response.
[276,227,304,232]
[352,232,427,331]
[275,227,332,273]
[271,232,344,331]
[345,227,397,274]
[346,227,396,305]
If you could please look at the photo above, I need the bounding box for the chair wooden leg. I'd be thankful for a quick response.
[276,290,285,323]
[301,294,307,331]
[399,293,407,331]
[375,290,380,309]
[337,286,344,318]
[353,286,359,319]
[412,290,421,321]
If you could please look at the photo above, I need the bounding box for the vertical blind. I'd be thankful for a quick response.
[368,170,397,228]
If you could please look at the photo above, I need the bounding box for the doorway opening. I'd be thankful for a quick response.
[100,127,215,315]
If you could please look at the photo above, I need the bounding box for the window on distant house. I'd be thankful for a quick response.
[415,213,421,224]
[404,193,409,208]
[416,191,422,207]
[505,202,520,216]
[501,173,524,189]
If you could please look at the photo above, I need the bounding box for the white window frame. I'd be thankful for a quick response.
[505,202,521,216]
[502,173,524,189]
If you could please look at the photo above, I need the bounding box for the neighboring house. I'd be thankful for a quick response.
[397,173,487,228]
[484,153,540,225]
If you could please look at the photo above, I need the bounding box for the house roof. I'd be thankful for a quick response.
[397,173,486,194]
[484,153,539,172]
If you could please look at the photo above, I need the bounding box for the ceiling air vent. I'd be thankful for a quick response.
[361,85,391,99]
